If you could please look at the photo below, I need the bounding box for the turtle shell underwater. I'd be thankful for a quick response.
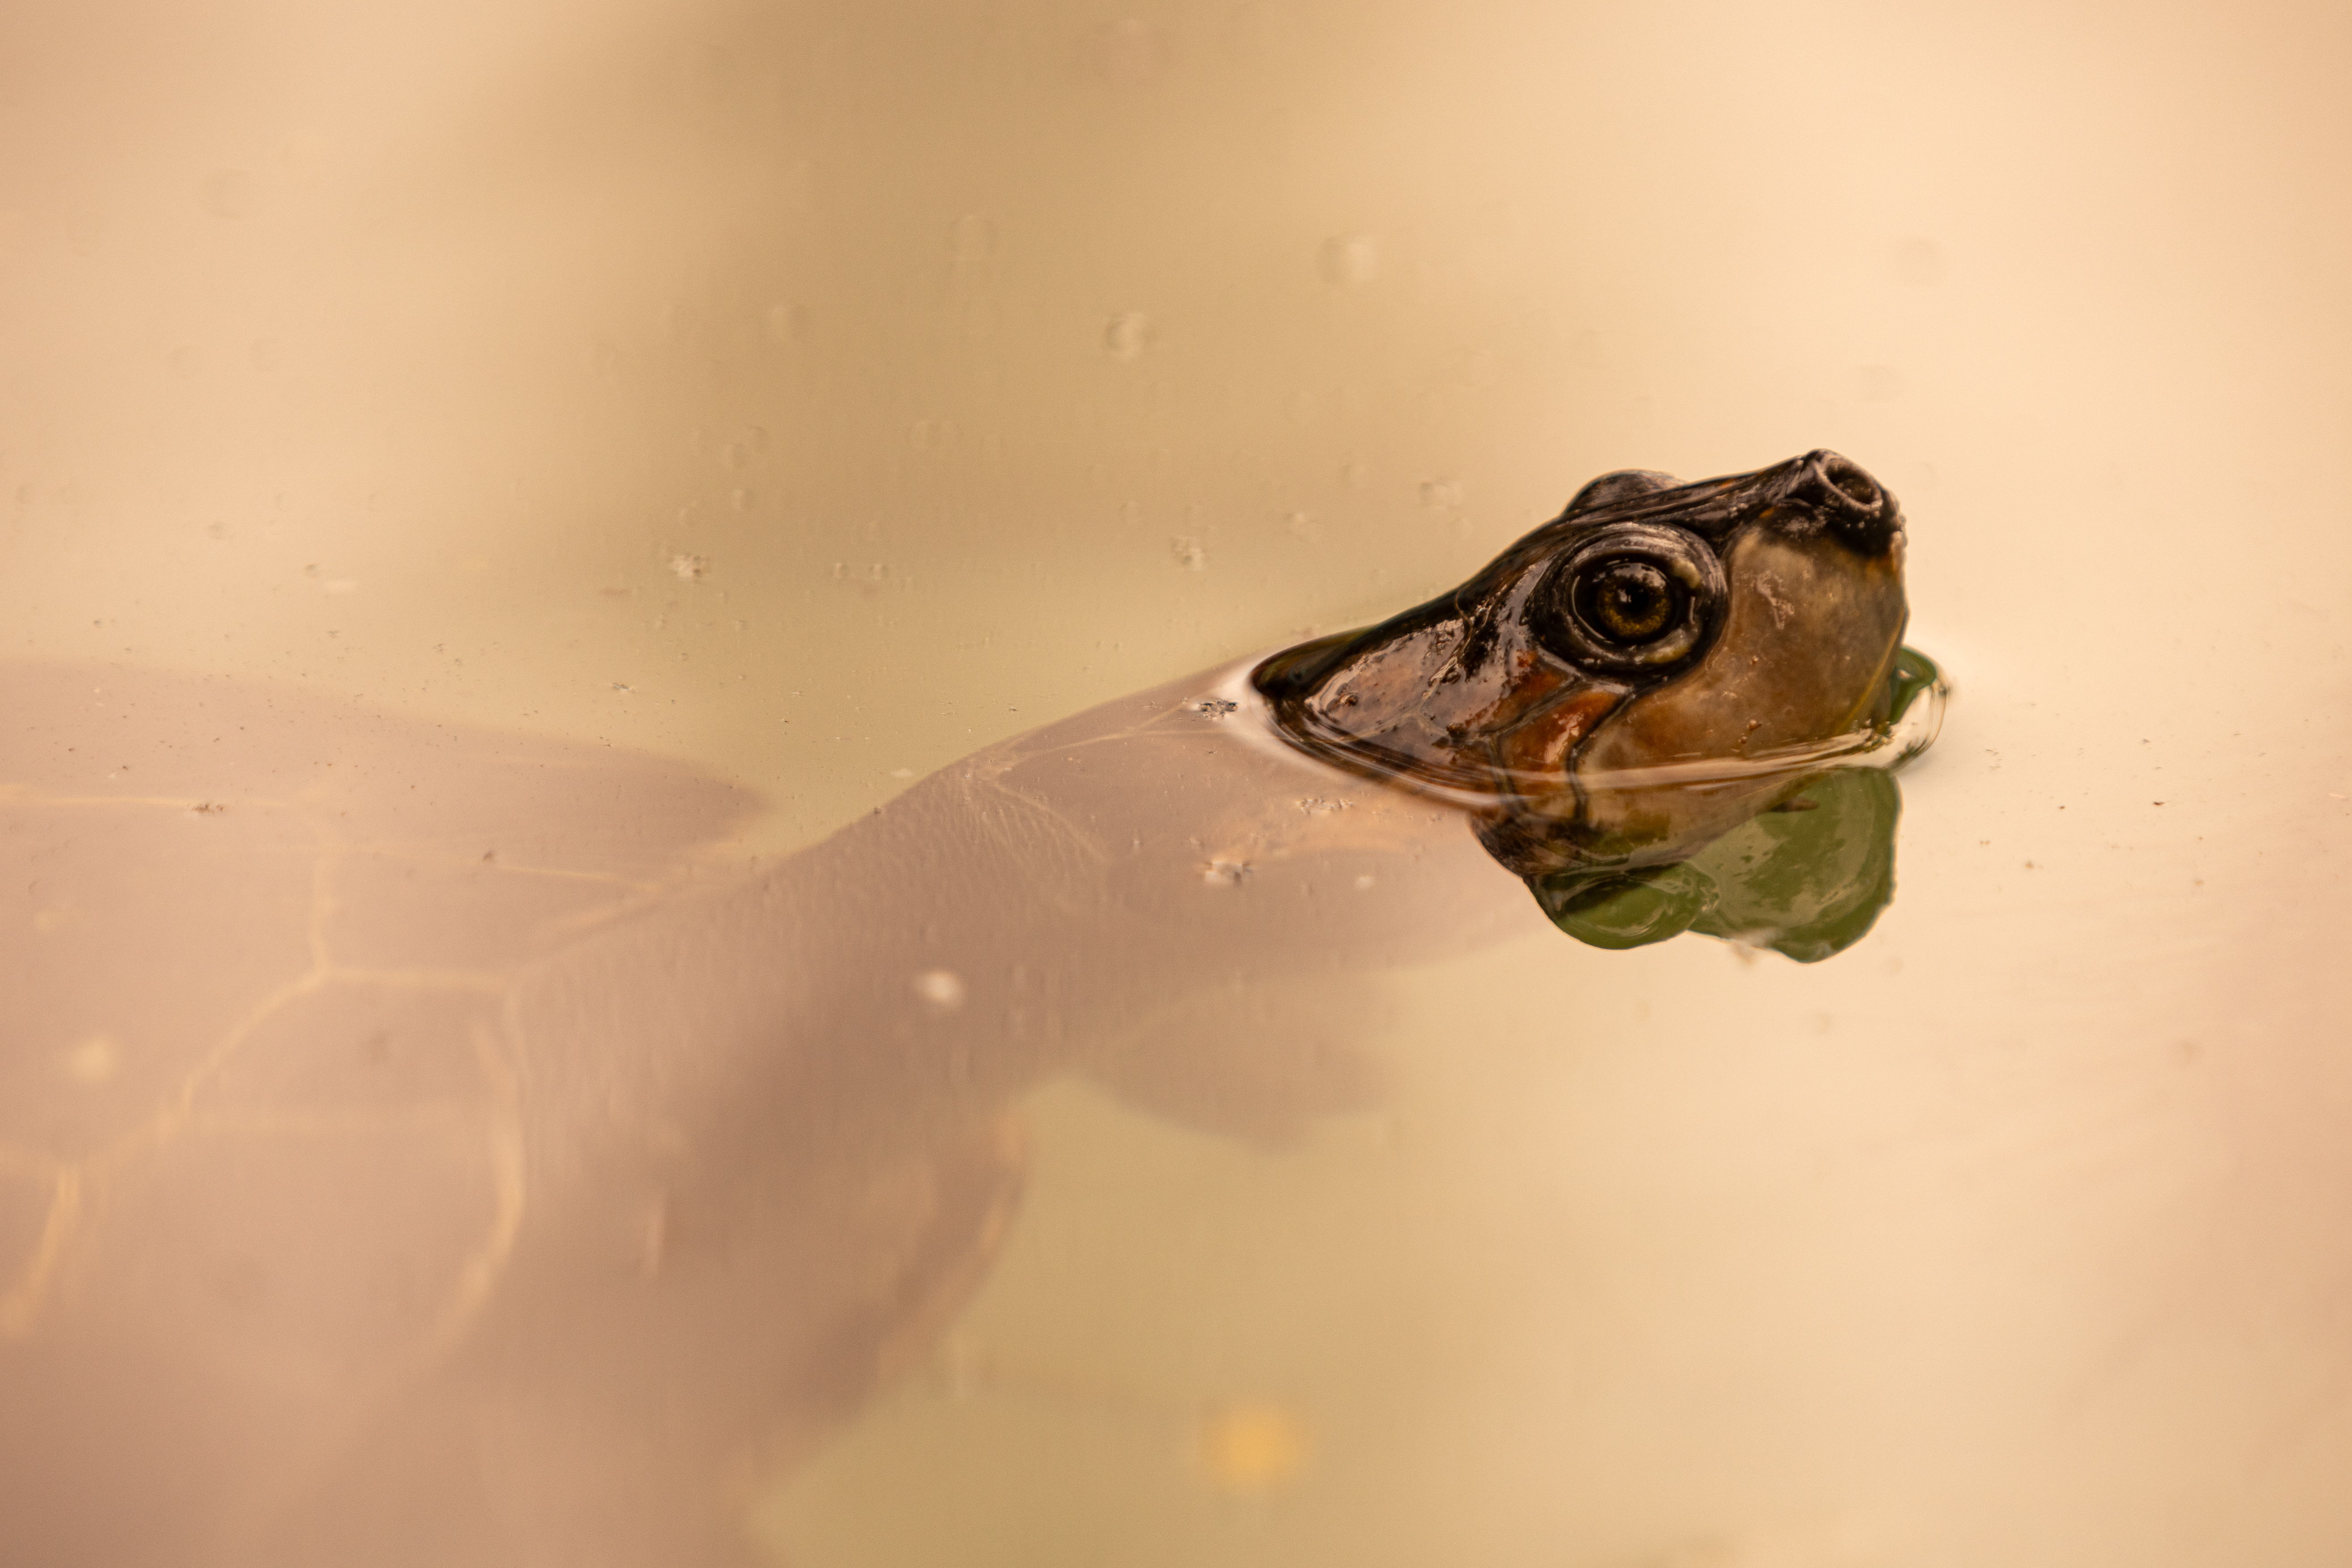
[0,450,1941,1566]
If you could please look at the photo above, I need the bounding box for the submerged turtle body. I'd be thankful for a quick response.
[0,661,1526,1568]
[0,451,1934,1566]
[0,668,1043,1566]
[0,666,750,1342]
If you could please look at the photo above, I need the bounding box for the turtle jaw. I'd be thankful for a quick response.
[1562,515,1909,866]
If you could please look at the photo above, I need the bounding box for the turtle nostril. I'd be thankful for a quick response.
[1817,453,1882,514]
[1790,450,1900,557]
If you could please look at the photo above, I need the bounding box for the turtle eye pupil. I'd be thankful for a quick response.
[1575,560,1677,644]
[1528,521,1723,672]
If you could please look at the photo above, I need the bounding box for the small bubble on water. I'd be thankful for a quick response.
[948,213,995,286]
[1079,18,1172,85]
[1104,310,1151,362]
[64,213,107,256]
[64,1035,118,1085]
[279,132,327,177]
[1319,234,1379,285]
[1889,237,1948,286]
[201,171,251,220]
[1171,535,1206,571]
[1854,365,1907,402]
[913,969,967,1011]
[669,553,707,582]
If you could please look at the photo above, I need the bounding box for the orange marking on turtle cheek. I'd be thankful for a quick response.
[1476,653,1570,731]
[1493,686,1625,785]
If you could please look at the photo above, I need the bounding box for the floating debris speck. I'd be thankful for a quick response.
[912,970,966,1011]
[1196,1403,1309,1493]
[1104,311,1150,362]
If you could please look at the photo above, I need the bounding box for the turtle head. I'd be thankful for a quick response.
[1252,450,1910,875]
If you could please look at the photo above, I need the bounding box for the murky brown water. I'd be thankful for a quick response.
[4,3,2349,1564]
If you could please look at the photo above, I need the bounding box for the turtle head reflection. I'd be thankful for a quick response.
[1254,450,1944,955]
[1534,742,1905,963]
[1531,643,1946,961]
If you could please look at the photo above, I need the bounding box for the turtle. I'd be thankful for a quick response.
[0,449,1936,1567]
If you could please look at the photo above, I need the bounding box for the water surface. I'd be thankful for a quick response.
[2,3,2348,1564]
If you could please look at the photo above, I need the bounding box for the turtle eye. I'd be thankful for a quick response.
[1574,560,1681,645]
[1531,522,1726,673]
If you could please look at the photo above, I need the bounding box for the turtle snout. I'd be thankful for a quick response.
[1789,450,1902,558]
